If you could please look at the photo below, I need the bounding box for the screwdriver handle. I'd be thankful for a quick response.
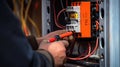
[48,32,73,42]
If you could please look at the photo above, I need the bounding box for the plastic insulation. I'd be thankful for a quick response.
[67,37,99,60]
[28,16,41,37]
[60,0,67,17]
[21,0,30,36]
[53,0,65,28]
[25,0,32,21]
[54,8,64,28]
[48,32,73,42]
[96,21,99,31]
[68,42,91,60]
[57,8,66,25]
[89,37,99,55]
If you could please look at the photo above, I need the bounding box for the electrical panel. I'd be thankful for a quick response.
[11,0,120,67]
[24,0,100,66]
[49,0,100,67]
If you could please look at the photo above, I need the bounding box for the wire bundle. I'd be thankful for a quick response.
[12,0,40,37]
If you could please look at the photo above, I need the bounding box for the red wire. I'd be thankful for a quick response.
[89,37,99,55]
[57,8,66,28]
[67,37,99,60]
[67,42,91,60]
[53,0,65,28]
[57,9,66,21]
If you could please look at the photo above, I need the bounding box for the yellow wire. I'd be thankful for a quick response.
[21,0,30,36]
[28,16,40,37]
[13,0,40,36]
[25,0,41,37]
[25,0,32,21]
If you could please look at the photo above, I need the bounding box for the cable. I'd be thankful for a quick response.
[25,0,32,21]
[28,16,40,37]
[57,8,66,25]
[67,37,99,60]
[89,37,99,55]
[21,0,30,36]
[60,0,67,17]
[67,42,91,60]
[13,0,41,36]
[53,7,65,28]
[53,0,66,28]
[96,20,99,31]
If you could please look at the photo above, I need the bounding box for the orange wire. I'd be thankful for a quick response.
[96,21,99,31]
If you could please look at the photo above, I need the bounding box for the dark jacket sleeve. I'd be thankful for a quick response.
[0,0,54,67]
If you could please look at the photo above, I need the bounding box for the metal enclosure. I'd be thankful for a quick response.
[41,0,51,36]
[99,0,120,67]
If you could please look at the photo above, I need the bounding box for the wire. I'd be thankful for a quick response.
[54,9,65,28]
[20,0,30,36]
[25,0,32,21]
[89,37,99,55]
[68,42,91,60]
[12,0,21,19]
[13,0,40,36]
[57,8,66,27]
[96,20,99,31]
[60,0,67,17]
[53,0,66,28]
[28,16,40,37]
[67,37,99,60]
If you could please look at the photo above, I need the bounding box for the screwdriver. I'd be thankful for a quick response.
[48,31,73,42]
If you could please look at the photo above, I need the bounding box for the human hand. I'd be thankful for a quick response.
[37,30,69,66]
[39,40,69,67]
